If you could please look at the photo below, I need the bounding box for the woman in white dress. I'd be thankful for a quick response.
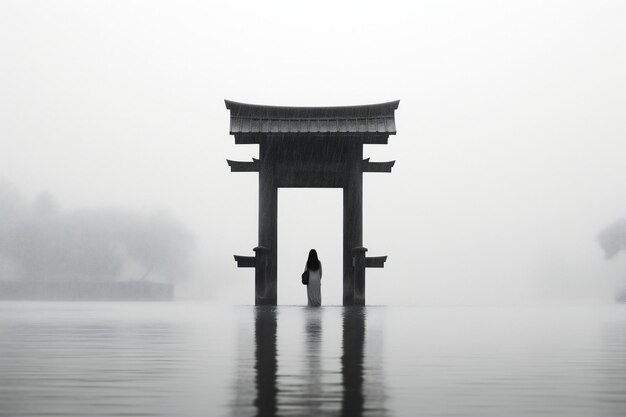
[304,249,322,306]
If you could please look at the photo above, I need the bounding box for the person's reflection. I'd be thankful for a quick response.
[254,306,278,417]
[341,306,366,417]
[304,308,323,414]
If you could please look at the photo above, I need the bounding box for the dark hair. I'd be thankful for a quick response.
[306,249,320,271]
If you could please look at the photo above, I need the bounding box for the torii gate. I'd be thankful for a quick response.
[226,100,399,305]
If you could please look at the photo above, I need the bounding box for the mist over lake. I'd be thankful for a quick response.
[2,0,626,416]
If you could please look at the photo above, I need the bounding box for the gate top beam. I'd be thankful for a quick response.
[225,100,399,140]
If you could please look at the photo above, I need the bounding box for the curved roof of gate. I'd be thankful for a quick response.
[225,100,399,134]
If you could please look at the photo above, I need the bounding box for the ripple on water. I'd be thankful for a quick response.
[0,302,625,417]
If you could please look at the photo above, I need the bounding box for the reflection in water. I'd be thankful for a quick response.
[341,307,365,417]
[304,308,323,415]
[254,307,278,417]
[244,306,385,417]
[601,319,626,416]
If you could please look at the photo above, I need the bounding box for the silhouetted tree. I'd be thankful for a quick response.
[598,218,626,260]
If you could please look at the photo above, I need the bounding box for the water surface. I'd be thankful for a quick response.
[0,302,625,416]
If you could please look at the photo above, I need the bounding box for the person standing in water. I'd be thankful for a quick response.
[304,249,322,306]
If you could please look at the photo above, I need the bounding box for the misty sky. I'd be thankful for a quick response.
[1,0,626,304]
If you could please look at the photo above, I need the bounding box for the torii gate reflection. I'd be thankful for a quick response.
[239,307,386,417]
[226,100,399,305]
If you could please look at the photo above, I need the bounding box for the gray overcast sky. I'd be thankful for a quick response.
[1,0,626,304]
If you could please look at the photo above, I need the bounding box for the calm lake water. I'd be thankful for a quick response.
[0,302,625,417]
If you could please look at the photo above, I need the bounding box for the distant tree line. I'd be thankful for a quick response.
[0,181,194,282]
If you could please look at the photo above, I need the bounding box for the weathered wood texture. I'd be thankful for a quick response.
[226,100,399,135]
[343,148,363,305]
[258,142,278,305]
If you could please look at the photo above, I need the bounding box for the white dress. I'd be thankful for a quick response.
[306,263,322,307]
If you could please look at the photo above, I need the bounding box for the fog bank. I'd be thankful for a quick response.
[0,181,194,283]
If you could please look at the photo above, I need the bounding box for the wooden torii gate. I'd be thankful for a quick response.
[226,100,399,305]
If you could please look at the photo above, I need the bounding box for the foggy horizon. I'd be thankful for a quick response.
[2,0,626,305]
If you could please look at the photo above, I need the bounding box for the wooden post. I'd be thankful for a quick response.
[352,247,368,306]
[343,144,363,306]
[258,140,277,305]
[253,246,269,305]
